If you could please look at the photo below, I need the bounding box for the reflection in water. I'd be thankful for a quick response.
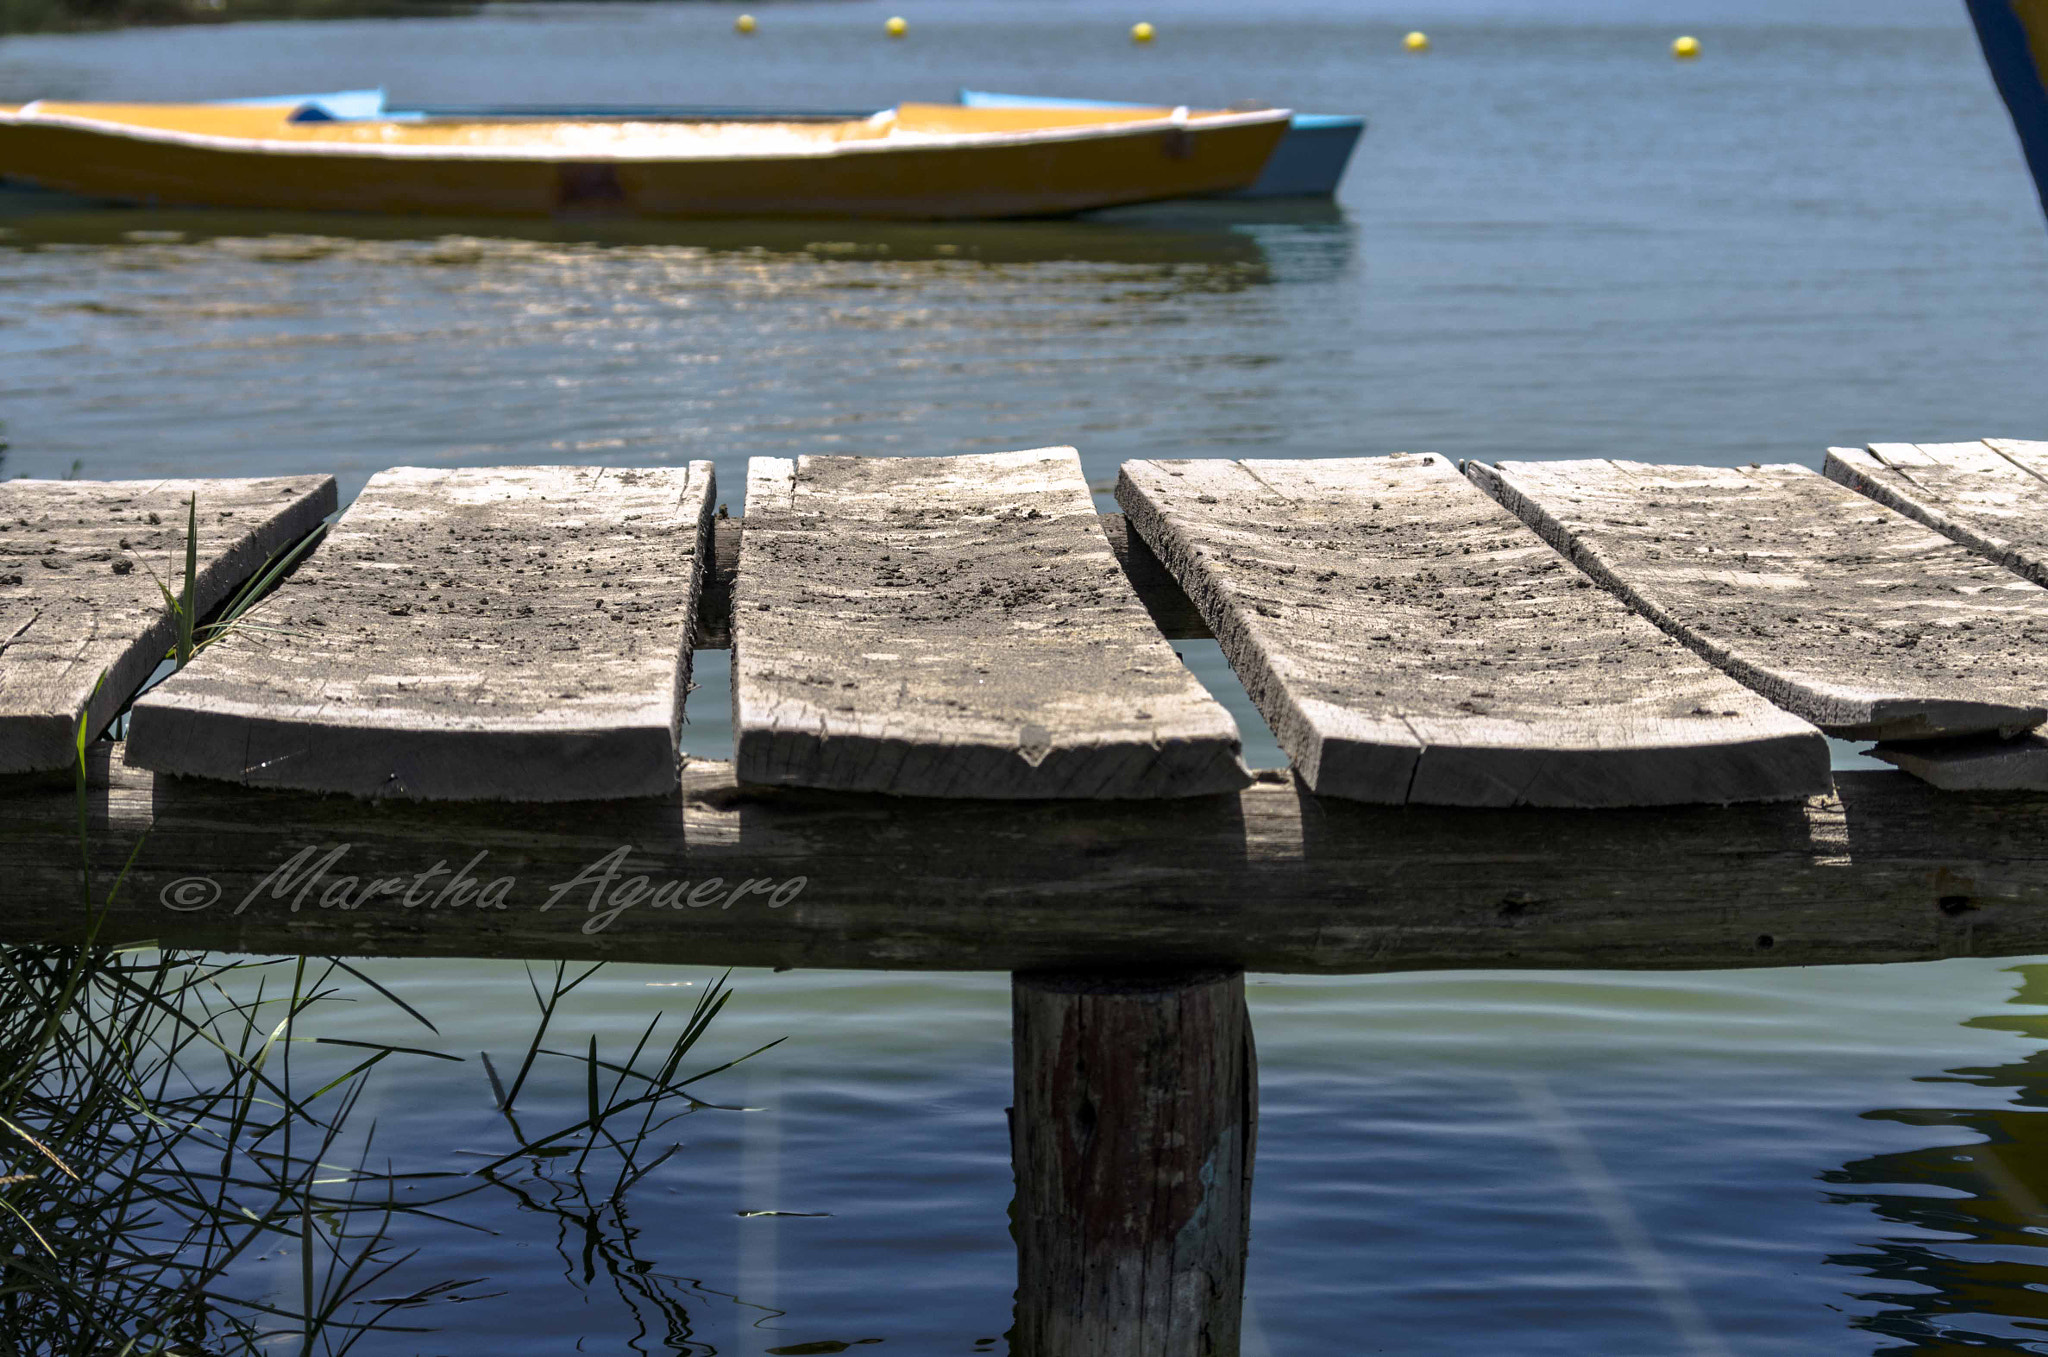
[471,1159,777,1357]
[1827,966,2048,1354]
[1516,1075,1736,1357]
[0,194,1284,270]
[0,195,1358,507]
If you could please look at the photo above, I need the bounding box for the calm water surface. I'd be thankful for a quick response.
[4,0,2048,1351]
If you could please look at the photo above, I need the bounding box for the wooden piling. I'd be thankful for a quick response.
[1011,968,1255,1357]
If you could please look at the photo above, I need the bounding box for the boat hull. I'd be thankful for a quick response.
[1242,116,1364,199]
[959,90,1363,199]
[0,103,1290,220]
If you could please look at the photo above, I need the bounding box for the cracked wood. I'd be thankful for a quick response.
[123,464,714,801]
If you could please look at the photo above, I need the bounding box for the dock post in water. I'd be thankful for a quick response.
[1010,968,1257,1356]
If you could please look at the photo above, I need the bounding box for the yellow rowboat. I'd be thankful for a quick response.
[0,100,1292,220]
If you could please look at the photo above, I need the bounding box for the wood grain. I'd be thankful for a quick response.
[124,465,714,801]
[1011,969,1253,1357]
[0,475,335,774]
[732,449,1250,798]
[1825,441,2048,588]
[1118,455,1827,806]
[1472,459,2048,741]
[6,752,2048,975]
[695,511,1211,650]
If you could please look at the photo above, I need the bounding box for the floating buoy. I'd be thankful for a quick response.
[1673,34,1700,59]
[1131,21,1155,44]
[1404,30,1429,53]
[885,15,906,37]
[734,12,755,34]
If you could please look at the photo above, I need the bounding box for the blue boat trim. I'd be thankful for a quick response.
[958,89,1362,198]
[210,88,394,121]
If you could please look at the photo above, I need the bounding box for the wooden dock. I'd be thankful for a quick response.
[5,445,2048,1355]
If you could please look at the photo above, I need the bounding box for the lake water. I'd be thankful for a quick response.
[5,0,2048,1351]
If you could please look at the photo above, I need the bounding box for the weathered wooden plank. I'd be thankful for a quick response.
[1824,441,2048,588]
[732,448,1250,798]
[1471,459,2048,741]
[0,475,335,774]
[1117,455,1827,807]
[1011,969,1253,1357]
[4,754,2048,974]
[123,465,715,802]
[1874,734,2048,791]
[693,512,1214,651]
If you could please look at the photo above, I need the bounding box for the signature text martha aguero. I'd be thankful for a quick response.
[161,844,808,934]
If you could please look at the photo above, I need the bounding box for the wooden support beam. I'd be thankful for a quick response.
[1011,968,1254,1357]
[731,450,1248,798]
[1471,459,2048,741]
[5,754,2048,974]
[1118,455,1827,807]
[123,465,716,802]
[0,475,335,773]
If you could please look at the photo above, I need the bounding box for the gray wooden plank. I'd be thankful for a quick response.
[731,448,1250,798]
[0,474,335,774]
[1117,455,1827,807]
[1824,441,2048,588]
[1872,733,2048,791]
[123,464,714,801]
[1471,458,2048,741]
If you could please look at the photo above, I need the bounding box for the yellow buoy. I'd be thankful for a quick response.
[1404,30,1429,53]
[734,12,755,34]
[885,15,907,37]
[1673,34,1700,59]
[1131,21,1155,44]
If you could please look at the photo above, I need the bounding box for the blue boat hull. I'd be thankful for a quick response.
[959,90,1362,198]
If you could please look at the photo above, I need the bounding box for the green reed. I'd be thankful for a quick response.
[0,656,767,1351]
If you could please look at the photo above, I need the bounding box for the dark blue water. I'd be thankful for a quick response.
[4,0,2048,1351]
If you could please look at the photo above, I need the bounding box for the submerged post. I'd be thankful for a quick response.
[1010,968,1257,1356]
